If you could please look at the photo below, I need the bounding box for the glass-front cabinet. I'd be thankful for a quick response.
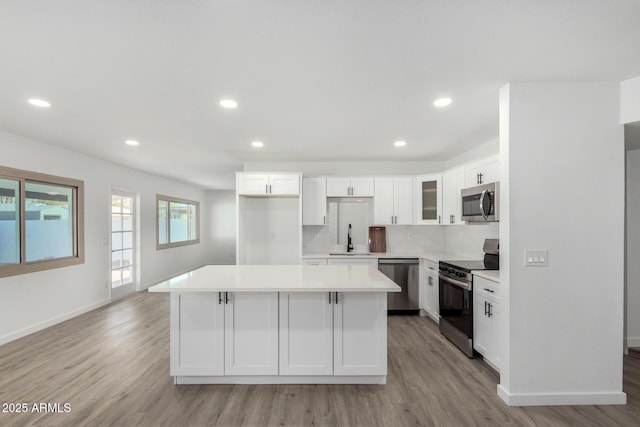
[416,174,442,225]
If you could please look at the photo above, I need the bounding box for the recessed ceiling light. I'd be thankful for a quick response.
[394,140,407,147]
[251,141,264,148]
[28,98,51,108]
[433,97,452,107]
[220,99,238,109]
[125,140,140,146]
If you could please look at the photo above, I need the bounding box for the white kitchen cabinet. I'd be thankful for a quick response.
[237,173,300,196]
[473,275,500,371]
[301,258,328,265]
[415,174,442,225]
[327,258,377,265]
[326,177,374,197]
[423,259,439,322]
[302,177,327,225]
[279,291,387,377]
[224,292,279,375]
[374,177,414,225]
[279,293,334,375]
[170,293,225,376]
[333,292,387,376]
[442,166,465,225]
[465,154,499,187]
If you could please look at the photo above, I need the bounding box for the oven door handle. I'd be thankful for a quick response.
[439,273,471,291]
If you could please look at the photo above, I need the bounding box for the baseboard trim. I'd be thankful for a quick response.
[0,298,111,346]
[498,385,627,406]
[626,336,640,349]
[175,375,386,385]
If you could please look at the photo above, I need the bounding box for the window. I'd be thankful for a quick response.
[156,195,199,249]
[0,166,84,278]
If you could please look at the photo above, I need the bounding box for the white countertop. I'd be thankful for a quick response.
[472,270,500,282]
[301,251,476,263]
[148,265,402,293]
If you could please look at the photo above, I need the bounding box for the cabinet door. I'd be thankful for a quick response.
[224,292,279,375]
[374,177,395,225]
[326,177,350,197]
[238,174,269,195]
[484,155,500,184]
[425,272,439,321]
[279,293,334,375]
[393,177,414,225]
[170,294,224,376]
[350,177,375,197]
[302,177,326,225]
[443,167,466,225]
[334,292,387,376]
[490,300,500,370]
[416,175,442,225]
[269,174,300,195]
[473,293,490,356]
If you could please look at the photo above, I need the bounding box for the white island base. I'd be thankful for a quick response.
[149,265,400,385]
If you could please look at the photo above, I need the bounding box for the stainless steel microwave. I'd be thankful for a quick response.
[461,182,499,222]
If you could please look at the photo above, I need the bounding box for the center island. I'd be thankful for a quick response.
[148,264,400,385]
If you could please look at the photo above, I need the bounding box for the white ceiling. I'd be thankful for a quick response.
[1,1,639,189]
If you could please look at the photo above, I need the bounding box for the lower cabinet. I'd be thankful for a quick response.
[280,292,387,376]
[422,260,439,322]
[473,276,500,371]
[170,292,278,377]
[171,291,387,378]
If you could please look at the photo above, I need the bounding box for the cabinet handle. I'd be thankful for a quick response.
[488,302,493,317]
[218,292,223,304]
[438,215,441,224]
[328,292,333,304]
[428,276,433,286]
[335,292,339,304]
[265,184,268,194]
[479,173,483,184]
[484,301,488,316]
[269,184,272,194]
[484,288,494,293]
[225,292,231,304]
[323,215,326,225]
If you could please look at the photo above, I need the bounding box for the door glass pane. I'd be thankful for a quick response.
[112,213,122,232]
[122,214,133,231]
[121,249,133,267]
[122,232,133,249]
[25,182,74,262]
[122,266,133,284]
[111,251,121,269]
[111,269,122,288]
[112,232,122,251]
[422,180,437,220]
[0,178,20,265]
[122,196,132,214]
[112,196,122,213]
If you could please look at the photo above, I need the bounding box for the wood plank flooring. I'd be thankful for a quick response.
[0,292,638,426]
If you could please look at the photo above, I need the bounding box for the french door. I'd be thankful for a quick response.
[111,191,137,300]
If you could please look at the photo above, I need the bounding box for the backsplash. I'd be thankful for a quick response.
[303,223,498,257]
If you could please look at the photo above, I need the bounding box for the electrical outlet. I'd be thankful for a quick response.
[407,232,413,239]
[524,249,548,267]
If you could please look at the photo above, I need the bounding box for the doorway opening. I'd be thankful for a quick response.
[111,191,137,300]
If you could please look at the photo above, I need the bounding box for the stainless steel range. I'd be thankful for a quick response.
[439,239,499,357]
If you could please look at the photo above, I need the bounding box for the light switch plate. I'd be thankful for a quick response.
[525,249,548,266]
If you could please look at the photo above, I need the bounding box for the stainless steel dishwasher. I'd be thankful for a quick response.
[378,258,420,313]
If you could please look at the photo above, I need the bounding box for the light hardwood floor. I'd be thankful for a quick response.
[0,292,638,426]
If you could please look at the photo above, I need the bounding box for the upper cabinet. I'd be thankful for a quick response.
[237,173,300,196]
[374,177,414,225]
[442,166,465,225]
[415,174,442,225]
[326,177,374,197]
[302,177,327,226]
[464,154,499,187]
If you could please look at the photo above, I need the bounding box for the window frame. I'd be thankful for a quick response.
[156,194,200,250]
[0,165,85,278]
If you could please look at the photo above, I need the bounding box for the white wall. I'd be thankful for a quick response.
[626,149,640,348]
[445,138,499,170]
[243,161,446,175]
[621,76,640,124]
[499,83,626,405]
[0,131,210,345]
[203,190,236,264]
